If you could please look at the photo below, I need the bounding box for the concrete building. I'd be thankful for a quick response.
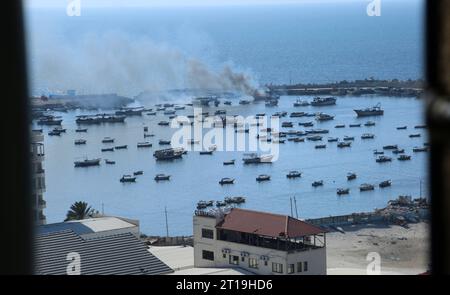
[31,131,46,225]
[193,208,327,275]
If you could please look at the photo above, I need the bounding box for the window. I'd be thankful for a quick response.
[229,255,239,265]
[297,262,303,273]
[201,228,214,239]
[249,258,258,269]
[264,261,268,266]
[272,262,283,274]
[202,250,214,261]
[304,261,308,272]
[241,256,245,262]
[223,253,226,259]
[288,264,295,274]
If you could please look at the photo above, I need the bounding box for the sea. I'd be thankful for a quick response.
[26,0,426,235]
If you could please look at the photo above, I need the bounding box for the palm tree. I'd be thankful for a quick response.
[65,201,96,221]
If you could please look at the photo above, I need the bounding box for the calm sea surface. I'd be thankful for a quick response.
[26,1,426,235]
[35,96,428,235]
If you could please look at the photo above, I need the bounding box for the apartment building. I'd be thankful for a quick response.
[31,131,46,225]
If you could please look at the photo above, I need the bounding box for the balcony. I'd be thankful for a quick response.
[217,229,325,253]
[38,199,46,209]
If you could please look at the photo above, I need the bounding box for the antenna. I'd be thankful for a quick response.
[290,197,293,217]
[101,203,104,215]
[294,196,299,219]
[164,207,169,238]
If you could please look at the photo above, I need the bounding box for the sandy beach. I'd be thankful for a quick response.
[326,221,430,275]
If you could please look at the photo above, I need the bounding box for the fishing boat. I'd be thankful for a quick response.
[75,128,88,132]
[376,155,392,163]
[215,110,226,115]
[343,136,355,141]
[164,110,176,115]
[293,100,310,107]
[200,150,214,155]
[315,113,334,121]
[116,107,144,116]
[101,147,114,152]
[307,135,322,141]
[361,133,375,139]
[133,171,144,176]
[219,178,235,185]
[286,171,302,178]
[223,101,232,105]
[120,175,136,183]
[414,125,427,129]
[48,130,62,136]
[364,121,376,126]
[349,123,361,128]
[74,139,87,145]
[153,148,184,160]
[282,122,294,128]
[409,133,421,138]
[158,121,170,126]
[159,140,171,145]
[373,150,384,155]
[298,121,314,127]
[216,200,227,207]
[146,112,156,115]
[102,137,114,143]
[242,153,273,164]
[337,188,350,195]
[223,160,235,165]
[265,99,279,107]
[37,116,62,126]
[256,174,271,182]
[354,103,384,117]
[306,129,329,134]
[293,137,305,143]
[311,97,336,106]
[335,124,345,128]
[347,172,357,180]
[392,149,405,154]
[144,133,155,138]
[398,154,412,161]
[137,142,152,148]
[413,146,428,152]
[154,174,171,181]
[239,99,251,105]
[328,137,339,142]
[337,141,351,148]
[114,145,128,150]
[105,159,115,165]
[383,145,398,150]
[315,144,326,149]
[74,158,101,167]
[312,180,324,187]
[290,112,305,118]
[379,180,392,188]
[359,183,375,191]
[397,126,407,130]
[174,106,185,110]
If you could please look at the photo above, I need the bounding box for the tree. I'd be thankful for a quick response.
[65,201,95,221]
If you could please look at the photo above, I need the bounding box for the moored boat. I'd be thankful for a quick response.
[154,174,171,181]
[256,174,271,182]
[74,158,101,167]
[120,175,136,183]
[360,183,375,191]
[286,171,302,178]
[379,180,392,188]
[219,178,235,185]
[337,188,350,195]
[311,97,336,106]
[354,103,384,117]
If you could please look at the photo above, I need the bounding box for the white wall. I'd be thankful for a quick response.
[193,215,327,275]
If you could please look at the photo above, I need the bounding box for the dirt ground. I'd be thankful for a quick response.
[326,221,430,275]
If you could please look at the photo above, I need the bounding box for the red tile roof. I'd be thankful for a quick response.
[216,208,327,238]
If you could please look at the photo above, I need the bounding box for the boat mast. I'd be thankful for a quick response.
[294,196,299,219]
[164,206,169,238]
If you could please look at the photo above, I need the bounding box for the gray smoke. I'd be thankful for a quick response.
[29,31,259,98]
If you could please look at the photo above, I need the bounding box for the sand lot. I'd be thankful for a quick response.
[326,222,430,275]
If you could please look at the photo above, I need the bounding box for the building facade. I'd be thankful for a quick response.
[193,208,327,275]
[31,131,46,225]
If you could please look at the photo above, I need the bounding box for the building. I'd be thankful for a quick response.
[31,131,46,225]
[34,216,173,275]
[193,208,327,275]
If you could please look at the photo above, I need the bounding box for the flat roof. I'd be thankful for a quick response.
[148,246,194,271]
[216,208,327,238]
[37,216,137,236]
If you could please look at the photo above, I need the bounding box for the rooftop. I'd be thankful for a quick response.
[37,216,138,236]
[35,229,172,275]
[216,208,327,238]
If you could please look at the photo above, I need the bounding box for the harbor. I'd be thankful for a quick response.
[33,94,428,236]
